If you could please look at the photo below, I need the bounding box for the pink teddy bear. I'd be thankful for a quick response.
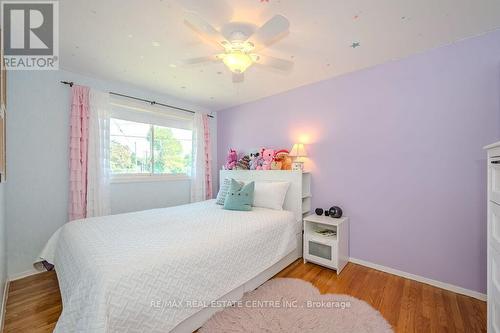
[257,148,275,170]
[224,149,238,170]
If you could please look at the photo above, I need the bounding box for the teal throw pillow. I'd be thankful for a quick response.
[223,179,255,211]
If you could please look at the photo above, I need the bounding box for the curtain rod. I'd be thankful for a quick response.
[60,81,214,118]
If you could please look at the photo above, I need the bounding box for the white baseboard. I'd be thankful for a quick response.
[349,257,487,301]
[0,279,9,332]
[8,268,42,281]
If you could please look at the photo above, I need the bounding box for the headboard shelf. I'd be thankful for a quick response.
[219,170,311,222]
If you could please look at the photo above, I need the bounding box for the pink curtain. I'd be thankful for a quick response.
[69,85,90,221]
[203,114,212,199]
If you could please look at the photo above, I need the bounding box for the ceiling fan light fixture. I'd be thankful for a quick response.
[222,51,253,73]
[226,40,255,53]
[182,13,293,82]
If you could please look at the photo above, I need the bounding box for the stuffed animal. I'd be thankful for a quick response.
[270,161,281,170]
[282,154,293,170]
[270,157,282,170]
[236,155,251,170]
[249,150,262,170]
[224,149,238,170]
[257,148,275,170]
[274,149,292,170]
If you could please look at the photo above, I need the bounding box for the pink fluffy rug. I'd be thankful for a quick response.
[199,278,393,333]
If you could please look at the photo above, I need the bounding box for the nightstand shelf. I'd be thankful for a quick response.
[303,214,349,274]
[301,172,311,217]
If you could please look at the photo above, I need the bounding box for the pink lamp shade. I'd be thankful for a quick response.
[289,143,307,157]
[289,143,307,171]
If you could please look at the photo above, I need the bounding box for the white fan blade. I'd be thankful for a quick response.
[232,73,244,83]
[180,55,222,66]
[253,54,293,72]
[247,15,290,50]
[184,12,229,48]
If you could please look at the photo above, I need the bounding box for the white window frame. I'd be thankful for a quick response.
[110,173,190,183]
[109,99,193,183]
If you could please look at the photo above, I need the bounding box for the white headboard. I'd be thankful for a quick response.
[219,170,305,222]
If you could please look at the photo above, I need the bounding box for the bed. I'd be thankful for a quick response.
[37,171,305,333]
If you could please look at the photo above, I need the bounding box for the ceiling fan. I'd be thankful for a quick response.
[181,12,294,83]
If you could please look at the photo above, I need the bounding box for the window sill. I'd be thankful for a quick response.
[110,174,191,184]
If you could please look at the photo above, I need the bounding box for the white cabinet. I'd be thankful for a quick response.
[303,214,349,274]
[485,142,500,333]
[490,201,500,254]
[492,253,500,333]
[490,157,500,205]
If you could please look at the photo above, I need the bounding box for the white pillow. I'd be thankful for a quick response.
[216,178,244,205]
[253,181,290,210]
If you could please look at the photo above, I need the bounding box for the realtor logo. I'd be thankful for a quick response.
[1,1,59,70]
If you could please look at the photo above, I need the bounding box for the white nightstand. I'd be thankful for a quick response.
[303,214,349,274]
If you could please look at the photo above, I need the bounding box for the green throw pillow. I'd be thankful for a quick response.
[223,179,255,211]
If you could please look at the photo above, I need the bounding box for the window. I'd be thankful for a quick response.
[109,99,193,180]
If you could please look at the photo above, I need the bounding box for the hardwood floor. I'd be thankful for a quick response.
[3,260,486,332]
[4,271,61,333]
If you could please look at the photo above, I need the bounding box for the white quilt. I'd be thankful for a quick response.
[47,200,297,332]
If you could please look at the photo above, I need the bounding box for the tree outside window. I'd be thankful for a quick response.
[110,118,192,176]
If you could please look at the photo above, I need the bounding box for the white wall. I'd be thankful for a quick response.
[111,180,190,214]
[6,69,216,277]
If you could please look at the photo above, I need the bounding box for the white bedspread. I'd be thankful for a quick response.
[47,200,296,332]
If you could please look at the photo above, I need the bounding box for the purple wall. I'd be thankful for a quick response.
[217,29,500,293]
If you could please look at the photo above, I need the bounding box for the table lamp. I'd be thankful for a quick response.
[289,143,307,171]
